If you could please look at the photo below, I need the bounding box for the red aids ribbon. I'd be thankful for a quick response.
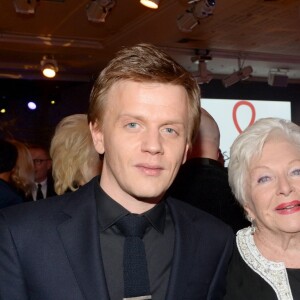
[232,100,256,133]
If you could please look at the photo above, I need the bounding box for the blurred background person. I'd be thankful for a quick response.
[225,118,300,299]
[168,108,249,232]
[50,114,102,195]
[27,144,56,200]
[0,139,23,208]
[9,139,35,199]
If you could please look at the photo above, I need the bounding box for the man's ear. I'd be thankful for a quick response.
[89,122,105,155]
[182,143,190,165]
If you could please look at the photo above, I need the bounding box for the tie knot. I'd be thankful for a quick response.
[37,183,42,189]
[116,214,149,238]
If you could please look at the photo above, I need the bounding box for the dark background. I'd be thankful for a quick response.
[0,78,299,149]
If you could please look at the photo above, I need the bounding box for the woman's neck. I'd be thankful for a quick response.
[254,229,300,268]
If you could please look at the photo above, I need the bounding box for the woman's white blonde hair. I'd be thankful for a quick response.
[9,139,35,196]
[50,114,101,195]
[228,117,300,207]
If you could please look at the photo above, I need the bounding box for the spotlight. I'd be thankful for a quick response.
[177,0,216,32]
[86,0,116,23]
[13,0,38,14]
[140,0,159,9]
[27,102,37,110]
[268,69,289,87]
[222,66,253,88]
[193,60,213,84]
[41,56,58,79]
[193,0,216,18]
[177,9,198,32]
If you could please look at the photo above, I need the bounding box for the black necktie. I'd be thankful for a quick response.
[116,214,152,299]
[36,183,44,200]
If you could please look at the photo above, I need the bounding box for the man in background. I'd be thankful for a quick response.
[28,145,56,200]
[169,108,249,232]
[0,139,23,209]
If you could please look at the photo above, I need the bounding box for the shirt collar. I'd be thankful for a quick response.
[35,178,47,188]
[94,181,166,233]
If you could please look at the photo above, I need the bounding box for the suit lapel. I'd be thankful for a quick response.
[165,198,200,300]
[57,183,110,300]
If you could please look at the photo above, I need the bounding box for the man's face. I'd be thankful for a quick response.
[90,80,190,208]
[29,148,52,183]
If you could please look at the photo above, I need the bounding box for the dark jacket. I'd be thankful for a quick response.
[169,157,249,232]
[0,179,23,209]
[0,177,233,300]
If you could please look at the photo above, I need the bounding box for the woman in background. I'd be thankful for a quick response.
[50,114,102,195]
[225,118,300,300]
[9,139,35,199]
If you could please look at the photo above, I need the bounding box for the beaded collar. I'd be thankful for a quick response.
[236,227,294,300]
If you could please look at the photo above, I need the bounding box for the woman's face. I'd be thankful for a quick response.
[246,136,300,234]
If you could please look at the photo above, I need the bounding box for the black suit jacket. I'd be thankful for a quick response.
[0,179,23,209]
[0,177,233,300]
[169,158,249,233]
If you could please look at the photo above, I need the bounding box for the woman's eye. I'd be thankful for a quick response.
[291,169,300,176]
[257,176,270,184]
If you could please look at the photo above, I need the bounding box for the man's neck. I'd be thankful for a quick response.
[35,178,47,185]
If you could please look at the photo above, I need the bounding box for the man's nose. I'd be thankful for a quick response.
[141,130,164,155]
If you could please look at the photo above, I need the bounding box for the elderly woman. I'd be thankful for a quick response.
[50,114,102,195]
[225,118,300,300]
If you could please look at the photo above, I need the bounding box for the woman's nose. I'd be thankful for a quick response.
[276,176,294,196]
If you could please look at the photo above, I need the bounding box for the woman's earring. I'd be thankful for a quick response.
[250,217,256,235]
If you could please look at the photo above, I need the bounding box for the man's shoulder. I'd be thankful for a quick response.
[0,179,95,226]
[174,158,227,182]
[0,179,23,209]
[167,196,232,231]
[167,197,234,250]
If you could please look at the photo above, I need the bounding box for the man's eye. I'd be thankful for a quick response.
[126,122,138,128]
[164,128,176,134]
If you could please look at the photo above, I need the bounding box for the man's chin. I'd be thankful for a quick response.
[135,193,165,205]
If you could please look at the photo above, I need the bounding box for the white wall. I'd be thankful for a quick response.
[201,98,291,164]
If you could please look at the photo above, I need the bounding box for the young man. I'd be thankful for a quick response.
[0,44,233,300]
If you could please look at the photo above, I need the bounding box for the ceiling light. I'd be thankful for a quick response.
[193,61,213,84]
[191,50,213,84]
[192,0,216,19]
[268,68,289,87]
[140,0,159,9]
[41,57,58,79]
[177,0,216,32]
[86,0,116,23]
[177,10,198,32]
[13,0,38,14]
[222,66,253,88]
[191,49,212,64]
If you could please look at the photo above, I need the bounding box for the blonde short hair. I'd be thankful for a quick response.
[50,114,102,195]
[88,43,201,146]
[9,139,35,196]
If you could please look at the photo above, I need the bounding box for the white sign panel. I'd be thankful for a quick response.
[201,99,291,164]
